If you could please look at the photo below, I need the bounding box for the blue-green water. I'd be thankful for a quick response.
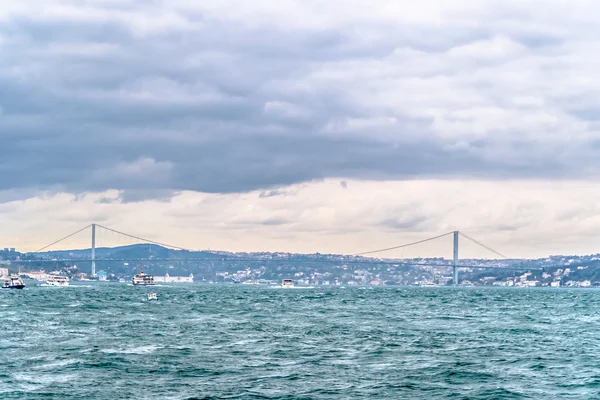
[1,284,599,399]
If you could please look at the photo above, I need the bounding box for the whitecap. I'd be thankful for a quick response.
[32,358,82,370]
[101,345,160,355]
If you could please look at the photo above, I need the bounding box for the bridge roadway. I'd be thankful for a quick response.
[9,257,538,270]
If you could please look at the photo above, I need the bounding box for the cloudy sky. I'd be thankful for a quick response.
[1,0,600,258]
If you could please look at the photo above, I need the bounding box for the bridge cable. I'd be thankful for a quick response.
[352,231,454,256]
[459,232,508,259]
[95,224,190,251]
[33,224,93,253]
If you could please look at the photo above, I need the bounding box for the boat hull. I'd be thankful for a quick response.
[2,285,25,289]
[46,282,69,287]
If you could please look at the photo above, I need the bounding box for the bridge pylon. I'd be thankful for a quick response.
[453,230,459,285]
[91,223,96,277]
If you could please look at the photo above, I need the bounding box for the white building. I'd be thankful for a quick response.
[22,271,50,281]
[153,273,194,283]
[0,267,8,277]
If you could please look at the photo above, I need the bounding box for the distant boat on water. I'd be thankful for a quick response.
[276,279,314,289]
[281,279,295,288]
[132,264,155,286]
[46,275,69,286]
[3,275,25,289]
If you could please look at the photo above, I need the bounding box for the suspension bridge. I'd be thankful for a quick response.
[5,223,529,285]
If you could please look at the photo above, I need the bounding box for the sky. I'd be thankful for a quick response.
[1,0,600,259]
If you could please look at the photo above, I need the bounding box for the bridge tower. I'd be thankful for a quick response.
[91,223,96,277]
[453,231,459,285]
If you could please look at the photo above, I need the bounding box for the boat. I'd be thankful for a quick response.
[46,275,69,286]
[147,292,157,301]
[132,264,155,286]
[132,272,155,286]
[281,279,295,288]
[3,275,25,289]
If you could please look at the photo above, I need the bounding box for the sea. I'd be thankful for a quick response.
[1,283,599,399]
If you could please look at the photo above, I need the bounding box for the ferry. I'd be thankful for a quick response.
[3,275,25,289]
[281,279,295,288]
[46,275,69,286]
[132,265,155,286]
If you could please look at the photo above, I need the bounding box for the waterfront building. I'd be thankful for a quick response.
[153,273,194,283]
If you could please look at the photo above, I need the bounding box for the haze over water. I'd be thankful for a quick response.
[1,284,598,399]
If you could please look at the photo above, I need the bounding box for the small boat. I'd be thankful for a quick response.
[132,264,155,286]
[3,275,25,289]
[281,279,295,288]
[147,292,157,301]
[46,275,69,286]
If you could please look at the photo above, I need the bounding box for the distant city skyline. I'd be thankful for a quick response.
[2,1,600,258]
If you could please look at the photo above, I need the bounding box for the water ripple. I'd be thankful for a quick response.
[0,285,598,399]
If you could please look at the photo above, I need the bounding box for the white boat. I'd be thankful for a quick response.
[281,279,295,288]
[3,275,25,289]
[147,292,157,301]
[132,264,155,286]
[132,272,155,286]
[46,275,69,286]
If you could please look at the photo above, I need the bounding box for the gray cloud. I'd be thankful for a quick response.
[260,217,292,226]
[97,197,119,205]
[259,190,287,198]
[117,189,179,204]
[381,216,429,231]
[1,1,599,200]
[494,224,519,232]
